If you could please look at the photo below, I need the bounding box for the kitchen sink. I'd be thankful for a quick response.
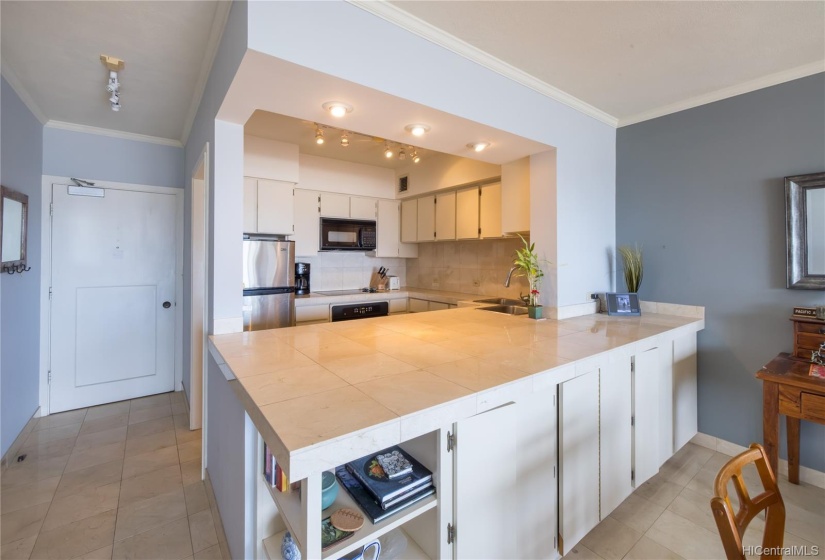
[474,297,525,306]
[477,304,529,316]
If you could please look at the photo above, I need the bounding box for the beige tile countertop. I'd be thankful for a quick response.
[208,306,704,481]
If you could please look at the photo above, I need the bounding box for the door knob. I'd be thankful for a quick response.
[163,301,172,309]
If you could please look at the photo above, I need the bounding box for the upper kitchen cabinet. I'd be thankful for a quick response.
[501,157,530,234]
[456,182,503,240]
[320,192,350,218]
[400,199,418,244]
[434,191,456,241]
[456,186,480,240]
[350,196,377,220]
[244,136,299,183]
[243,178,294,235]
[479,182,502,238]
[294,189,320,257]
[417,195,435,242]
[374,199,418,258]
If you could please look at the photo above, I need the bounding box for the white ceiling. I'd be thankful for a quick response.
[1,0,822,148]
[378,1,825,125]
[0,1,227,144]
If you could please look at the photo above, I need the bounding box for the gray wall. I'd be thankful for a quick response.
[1,76,44,456]
[43,127,184,188]
[617,73,825,471]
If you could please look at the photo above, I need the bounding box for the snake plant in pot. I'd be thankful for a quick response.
[513,235,547,319]
[617,244,643,293]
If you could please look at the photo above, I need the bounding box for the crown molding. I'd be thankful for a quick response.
[181,0,232,146]
[619,61,825,127]
[348,0,619,128]
[1,62,48,125]
[45,120,183,148]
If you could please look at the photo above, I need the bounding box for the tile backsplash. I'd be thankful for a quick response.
[407,238,530,300]
[298,253,407,292]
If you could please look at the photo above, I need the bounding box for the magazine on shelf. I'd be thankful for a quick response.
[335,466,435,523]
[345,445,433,505]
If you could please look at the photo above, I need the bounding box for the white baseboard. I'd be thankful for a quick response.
[1,407,41,471]
[690,432,825,489]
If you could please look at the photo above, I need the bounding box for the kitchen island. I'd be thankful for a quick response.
[208,303,704,559]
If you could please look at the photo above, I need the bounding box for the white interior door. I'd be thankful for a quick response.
[50,184,178,412]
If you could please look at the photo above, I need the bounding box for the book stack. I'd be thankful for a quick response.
[335,445,435,524]
[263,444,291,493]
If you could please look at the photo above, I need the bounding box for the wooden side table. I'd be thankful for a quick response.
[756,353,825,484]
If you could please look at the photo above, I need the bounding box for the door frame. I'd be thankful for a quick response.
[39,175,184,416]
[190,144,210,431]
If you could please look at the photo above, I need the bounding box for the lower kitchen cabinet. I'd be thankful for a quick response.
[409,298,454,313]
[295,304,329,325]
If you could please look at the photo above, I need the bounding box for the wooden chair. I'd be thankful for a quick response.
[710,443,786,560]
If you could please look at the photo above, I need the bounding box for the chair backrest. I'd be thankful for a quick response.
[710,443,786,560]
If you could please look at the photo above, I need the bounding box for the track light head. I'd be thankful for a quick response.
[412,151,421,164]
[384,144,394,159]
[315,127,325,145]
[340,133,349,147]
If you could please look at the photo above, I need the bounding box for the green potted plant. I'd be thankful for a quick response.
[513,235,546,319]
[617,244,643,293]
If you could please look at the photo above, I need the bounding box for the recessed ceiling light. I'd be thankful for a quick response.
[467,142,491,152]
[322,101,353,118]
[405,124,430,137]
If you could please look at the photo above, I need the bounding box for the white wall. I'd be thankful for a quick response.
[244,135,298,182]
[396,152,501,197]
[298,154,394,197]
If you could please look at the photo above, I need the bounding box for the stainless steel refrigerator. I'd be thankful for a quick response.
[242,238,296,331]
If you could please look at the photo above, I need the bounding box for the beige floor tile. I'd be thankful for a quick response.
[562,543,604,559]
[84,400,131,422]
[0,534,37,559]
[125,429,177,457]
[658,443,714,487]
[130,393,171,411]
[177,440,202,464]
[173,414,190,430]
[35,409,88,431]
[115,487,187,542]
[170,391,186,404]
[193,544,222,560]
[55,459,124,500]
[623,535,684,560]
[181,459,202,486]
[23,423,82,447]
[17,435,75,461]
[64,441,126,473]
[666,486,732,535]
[176,425,201,445]
[42,481,120,532]
[73,544,114,559]
[119,464,182,509]
[634,472,684,508]
[171,401,188,415]
[0,503,49,545]
[646,510,726,560]
[74,426,128,452]
[30,510,116,560]
[112,516,192,560]
[769,532,822,560]
[777,478,825,516]
[183,483,210,515]
[122,446,180,480]
[128,404,172,425]
[127,416,175,439]
[784,501,825,546]
[0,475,61,514]
[1,454,69,489]
[188,509,218,553]
[608,493,665,534]
[79,413,129,436]
[580,517,642,560]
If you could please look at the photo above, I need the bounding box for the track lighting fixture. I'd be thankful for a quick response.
[467,142,491,152]
[340,133,349,147]
[412,151,421,164]
[399,148,406,160]
[322,101,353,118]
[405,124,430,137]
[384,143,394,158]
[306,122,423,163]
[315,127,325,145]
[100,55,125,113]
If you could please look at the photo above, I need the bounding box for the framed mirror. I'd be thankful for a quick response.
[785,172,825,289]
[0,185,29,273]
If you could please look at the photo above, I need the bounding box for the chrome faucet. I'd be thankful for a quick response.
[504,266,518,287]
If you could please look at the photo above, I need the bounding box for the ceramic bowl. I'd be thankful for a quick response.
[321,471,339,510]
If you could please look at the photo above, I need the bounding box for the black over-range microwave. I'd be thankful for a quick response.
[320,218,377,251]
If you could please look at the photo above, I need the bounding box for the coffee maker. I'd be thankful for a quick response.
[295,262,310,295]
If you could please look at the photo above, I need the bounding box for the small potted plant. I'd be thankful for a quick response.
[617,244,643,293]
[513,235,546,319]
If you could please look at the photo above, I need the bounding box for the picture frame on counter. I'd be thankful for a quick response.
[606,292,641,316]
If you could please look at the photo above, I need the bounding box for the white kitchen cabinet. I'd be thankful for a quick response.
[257,179,294,235]
[320,192,350,218]
[243,178,294,235]
[600,357,633,518]
[435,191,456,241]
[408,298,429,313]
[417,196,435,242]
[454,402,519,560]
[401,199,418,244]
[633,347,661,487]
[243,177,258,233]
[293,189,320,257]
[672,333,698,452]
[479,182,502,238]
[559,369,600,554]
[388,298,408,314]
[350,196,377,220]
[501,157,530,234]
[455,187,480,240]
[296,304,329,325]
[374,200,418,258]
